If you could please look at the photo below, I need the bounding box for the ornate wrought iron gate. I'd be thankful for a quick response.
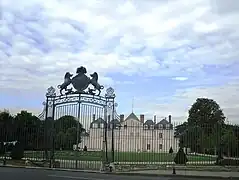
[43,66,116,170]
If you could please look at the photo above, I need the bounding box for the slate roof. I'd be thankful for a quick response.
[90,117,121,129]
[155,118,173,129]
[109,119,120,125]
[89,118,105,128]
[90,113,173,130]
[144,120,155,125]
[124,112,140,121]
[143,118,173,130]
[158,118,171,124]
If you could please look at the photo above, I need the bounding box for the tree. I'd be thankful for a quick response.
[0,110,15,142]
[221,128,239,157]
[181,125,203,153]
[174,122,188,137]
[55,115,79,133]
[176,98,226,154]
[55,131,67,150]
[174,122,190,150]
[14,110,42,150]
[174,147,188,165]
[188,98,225,128]
[54,116,85,150]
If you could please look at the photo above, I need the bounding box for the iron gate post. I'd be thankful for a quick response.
[111,98,115,163]
[45,86,56,167]
[105,87,116,165]
[104,105,108,164]
[49,96,56,168]
[44,96,49,161]
[75,94,81,169]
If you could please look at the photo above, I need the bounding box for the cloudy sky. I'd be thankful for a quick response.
[0,0,239,123]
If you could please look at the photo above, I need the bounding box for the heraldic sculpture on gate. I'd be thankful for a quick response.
[57,66,104,96]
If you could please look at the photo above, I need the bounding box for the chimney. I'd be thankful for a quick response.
[120,114,124,122]
[153,115,156,123]
[140,114,144,123]
[168,115,172,124]
[92,114,96,121]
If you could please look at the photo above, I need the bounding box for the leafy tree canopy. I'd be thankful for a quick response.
[188,98,225,127]
[175,98,231,154]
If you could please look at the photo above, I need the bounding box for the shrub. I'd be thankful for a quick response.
[174,147,188,165]
[0,142,5,155]
[10,142,24,160]
[169,147,173,154]
[83,145,87,152]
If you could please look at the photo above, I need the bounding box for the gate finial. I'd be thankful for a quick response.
[105,87,115,98]
[46,86,56,97]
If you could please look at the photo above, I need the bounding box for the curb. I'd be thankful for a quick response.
[0,165,102,174]
[115,172,239,179]
[1,165,239,179]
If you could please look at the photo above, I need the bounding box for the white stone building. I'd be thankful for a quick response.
[80,113,180,153]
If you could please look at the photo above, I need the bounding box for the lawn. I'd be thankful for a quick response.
[23,151,217,162]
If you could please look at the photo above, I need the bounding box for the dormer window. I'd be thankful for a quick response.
[93,123,98,128]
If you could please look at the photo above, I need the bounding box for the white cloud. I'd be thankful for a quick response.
[172,77,188,81]
[1,0,239,123]
[136,78,239,124]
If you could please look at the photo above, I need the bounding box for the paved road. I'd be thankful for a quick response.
[0,167,216,180]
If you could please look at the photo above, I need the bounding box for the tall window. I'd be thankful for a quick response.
[159,144,163,149]
[124,125,127,129]
[158,133,163,138]
[147,144,151,150]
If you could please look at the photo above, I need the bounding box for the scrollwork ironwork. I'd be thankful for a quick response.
[107,102,114,108]
[47,100,54,107]
[54,96,80,105]
[81,96,106,106]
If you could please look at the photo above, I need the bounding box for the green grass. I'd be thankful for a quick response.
[22,151,217,162]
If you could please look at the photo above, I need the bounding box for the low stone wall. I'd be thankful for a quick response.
[114,164,239,172]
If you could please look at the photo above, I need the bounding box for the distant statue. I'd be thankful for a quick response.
[57,66,104,96]
[71,66,91,94]
[57,72,73,95]
[89,72,104,96]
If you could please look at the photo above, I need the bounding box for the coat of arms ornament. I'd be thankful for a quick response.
[57,66,104,96]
